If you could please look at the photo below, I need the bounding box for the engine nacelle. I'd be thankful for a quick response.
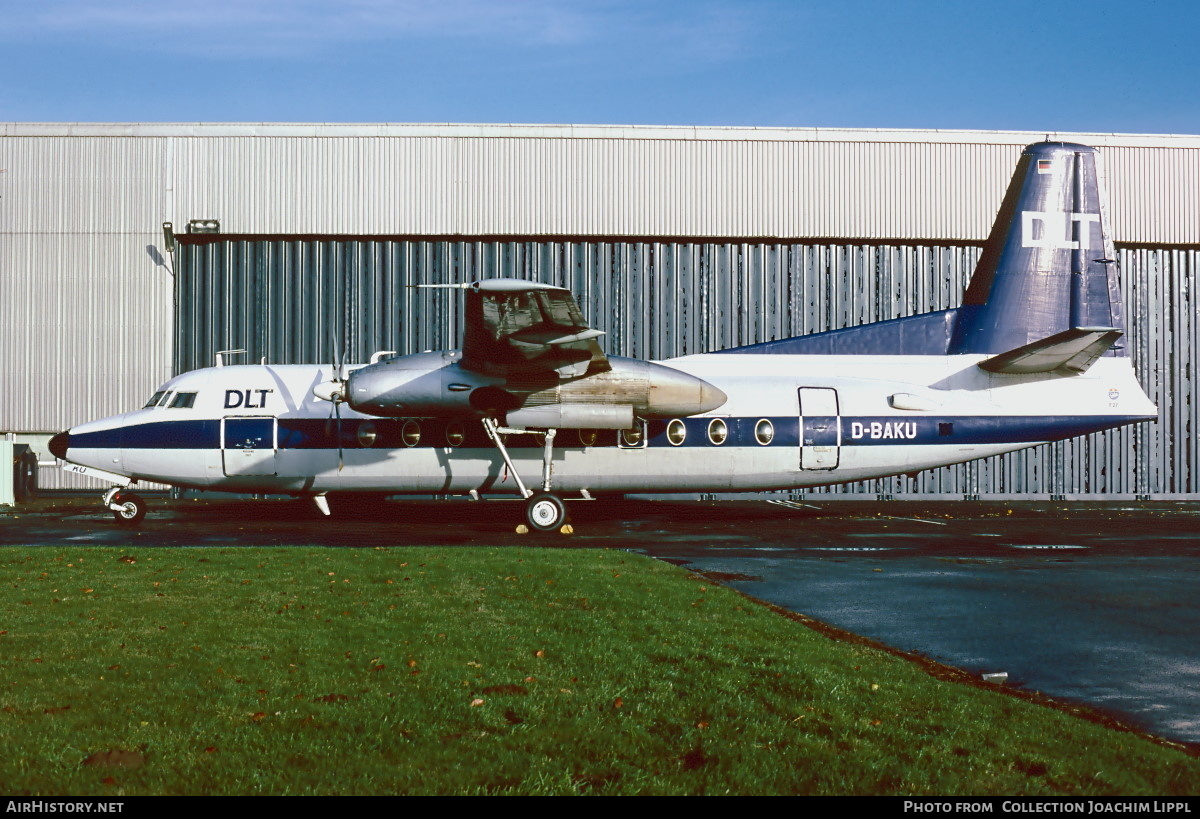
[344,351,727,426]
[556,357,727,420]
[346,352,505,416]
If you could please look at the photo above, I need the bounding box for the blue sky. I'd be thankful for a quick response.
[2,0,1197,134]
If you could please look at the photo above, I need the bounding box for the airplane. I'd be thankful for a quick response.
[49,141,1158,533]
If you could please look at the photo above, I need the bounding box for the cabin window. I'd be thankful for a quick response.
[445,421,465,448]
[402,420,421,447]
[356,421,378,448]
[143,391,166,408]
[666,419,687,446]
[619,422,646,448]
[755,419,774,446]
[707,418,728,446]
[169,392,197,409]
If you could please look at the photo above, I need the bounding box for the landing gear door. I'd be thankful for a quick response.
[799,387,840,470]
[222,417,277,476]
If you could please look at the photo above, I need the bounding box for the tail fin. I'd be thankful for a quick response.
[712,141,1125,362]
[949,142,1124,356]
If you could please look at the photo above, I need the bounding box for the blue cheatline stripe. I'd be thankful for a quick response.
[69,420,222,450]
[68,413,1151,454]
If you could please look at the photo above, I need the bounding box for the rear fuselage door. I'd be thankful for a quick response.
[799,387,840,470]
[222,416,277,476]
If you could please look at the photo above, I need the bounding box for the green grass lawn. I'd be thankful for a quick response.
[0,546,1196,795]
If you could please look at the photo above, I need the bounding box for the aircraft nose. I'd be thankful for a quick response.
[48,430,70,460]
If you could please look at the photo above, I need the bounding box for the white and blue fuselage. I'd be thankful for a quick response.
[58,351,1155,496]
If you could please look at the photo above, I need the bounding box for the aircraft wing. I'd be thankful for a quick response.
[459,279,610,378]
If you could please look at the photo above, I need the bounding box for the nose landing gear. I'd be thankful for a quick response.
[104,487,147,526]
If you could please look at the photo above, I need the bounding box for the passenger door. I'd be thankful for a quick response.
[222,417,277,476]
[798,387,840,470]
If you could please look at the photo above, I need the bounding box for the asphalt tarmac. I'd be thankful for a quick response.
[3,494,1199,746]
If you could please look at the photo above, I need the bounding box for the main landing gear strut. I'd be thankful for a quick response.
[482,418,572,533]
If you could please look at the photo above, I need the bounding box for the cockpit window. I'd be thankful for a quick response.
[169,392,198,409]
[144,391,167,408]
[158,391,174,407]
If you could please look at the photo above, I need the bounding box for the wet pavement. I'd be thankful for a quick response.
[2,494,1199,745]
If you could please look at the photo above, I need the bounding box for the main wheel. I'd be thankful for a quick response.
[111,491,147,526]
[524,492,567,532]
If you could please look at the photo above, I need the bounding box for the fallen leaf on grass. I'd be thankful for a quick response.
[313,693,350,703]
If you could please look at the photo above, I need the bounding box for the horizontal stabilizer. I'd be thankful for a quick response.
[978,327,1123,375]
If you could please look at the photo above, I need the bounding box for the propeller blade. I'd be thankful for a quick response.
[335,399,345,472]
[330,334,351,383]
[314,335,349,404]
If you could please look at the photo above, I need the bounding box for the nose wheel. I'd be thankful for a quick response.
[525,492,568,532]
[106,488,147,526]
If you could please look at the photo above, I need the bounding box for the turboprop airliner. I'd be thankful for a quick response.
[50,142,1157,532]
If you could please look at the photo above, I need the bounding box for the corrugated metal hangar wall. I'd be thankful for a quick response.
[2,124,1197,497]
